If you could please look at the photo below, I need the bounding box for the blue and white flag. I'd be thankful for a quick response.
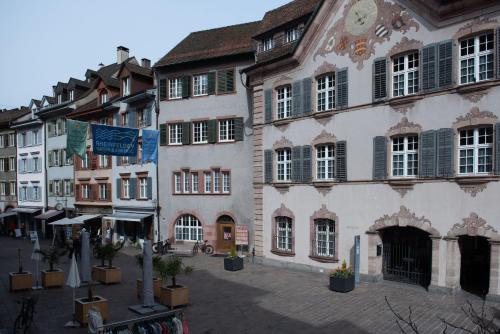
[141,129,159,165]
[91,124,138,157]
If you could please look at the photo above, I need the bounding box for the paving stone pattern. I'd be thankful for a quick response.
[0,237,491,333]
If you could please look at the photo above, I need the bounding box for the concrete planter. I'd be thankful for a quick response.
[9,272,32,291]
[329,276,355,293]
[92,266,121,284]
[74,296,108,326]
[224,257,244,271]
[41,269,64,288]
[160,285,189,309]
[136,278,162,299]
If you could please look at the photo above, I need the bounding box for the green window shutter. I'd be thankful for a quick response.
[207,119,217,143]
[264,150,273,184]
[437,128,454,177]
[495,123,500,175]
[217,69,235,94]
[264,89,272,123]
[302,145,312,182]
[159,79,167,100]
[292,80,302,117]
[48,181,53,196]
[419,130,437,178]
[292,146,303,182]
[302,78,312,115]
[438,40,453,88]
[234,117,244,141]
[181,122,191,145]
[147,177,153,199]
[207,72,216,95]
[116,179,121,198]
[159,124,167,146]
[422,44,437,91]
[181,76,191,98]
[373,58,387,101]
[48,151,53,167]
[129,178,137,199]
[372,136,387,180]
[336,68,348,109]
[335,141,347,182]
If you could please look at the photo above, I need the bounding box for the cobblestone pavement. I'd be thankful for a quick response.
[0,236,493,333]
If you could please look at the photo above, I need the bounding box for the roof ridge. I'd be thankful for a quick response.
[189,20,261,35]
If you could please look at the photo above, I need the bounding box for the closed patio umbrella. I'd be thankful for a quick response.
[31,238,42,289]
[65,253,81,327]
[80,231,91,283]
[142,240,154,307]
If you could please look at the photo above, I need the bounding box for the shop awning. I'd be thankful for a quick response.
[73,214,101,223]
[12,207,41,214]
[34,210,64,220]
[0,211,17,219]
[48,218,80,226]
[104,212,152,222]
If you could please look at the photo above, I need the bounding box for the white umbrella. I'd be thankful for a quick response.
[31,238,42,289]
[142,240,154,307]
[65,253,81,327]
[80,231,91,283]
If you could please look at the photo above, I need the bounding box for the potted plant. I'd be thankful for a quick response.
[36,247,67,288]
[74,283,108,326]
[92,242,123,284]
[135,254,162,299]
[9,248,32,291]
[329,260,355,293]
[158,256,193,309]
[224,247,244,271]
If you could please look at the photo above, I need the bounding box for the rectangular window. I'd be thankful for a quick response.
[122,179,130,198]
[64,179,73,196]
[57,94,62,104]
[33,157,39,172]
[9,157,15,171]
[285,27,299,43]
[317,74,335,112]
[100,92,109,104]
[121,156,129,165]
[169,78,182,99]
[277,86,292,120]
[392,136,419,177]
[33,186,40,201]
[0,136,4,148]
[99,155,108,168]
[191,173,199,193]
[193,121,208,144]
[316,144,335,180]
[216,69,235,94]
[121,113,128,127]
[262,37,273,52]
[315,219,335,257]
[222,172,230,193]
[277,148,292,181]
[139,178,147,199]
[21,186,27,201]
[193,74,208,96]
[459,127,493,174]
[21,133,26,147]
[82,153,89,169]
[99,184,107,200]
[123,77,130,96]
[32,130,39,145]
[276,217,293,251]
[137,109,146,127]
[183,171,190,193]
[69,90,74,101]
[0,183,5,196]
[204,172,212,193]
[392,52,419,97]
[21,159,27,173]
[218,119,235,142]
[0,159,4,172]
[54,180,61,196]
[9,133,15,147]
[213,170,220,193]
[82,184,90,200]
[174,173,181,194]
[168,123,183,145]
[460,33,494,84]
[10,182,16,195]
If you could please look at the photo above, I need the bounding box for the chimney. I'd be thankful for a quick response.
[141,58,151,68]
[117,46,129,64]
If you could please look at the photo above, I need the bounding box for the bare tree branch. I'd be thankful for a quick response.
[385,296,421,334]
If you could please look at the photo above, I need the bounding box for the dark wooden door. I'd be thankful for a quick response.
[217,222,235,251]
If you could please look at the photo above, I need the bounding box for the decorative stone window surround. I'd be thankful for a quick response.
[271,204,295,257]
[309,205,339,263]
[170,212,205,242]
[171,168,231,196]
[312,130,337,185]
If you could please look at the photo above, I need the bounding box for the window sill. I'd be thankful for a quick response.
[309,255,338,263]
[272,118,293,127]
[312,181,335,188]
[456,80,498,94]
[313,110,337,119]
[387,178,419,186]
[271,249,295,257]
[455,175,497,185]
[388,94,423,106]
[273,182,291,189]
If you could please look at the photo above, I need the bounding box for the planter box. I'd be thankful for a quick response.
[329,276,355,293]
[92,266,121,284]
[224,257,244,271]
[160,286,188,309]
[9,272,32,291]
[74,296,108,326]
[41,269,64,288]
[136,278,161,299]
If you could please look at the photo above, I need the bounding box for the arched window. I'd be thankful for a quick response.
[175,215,202,241]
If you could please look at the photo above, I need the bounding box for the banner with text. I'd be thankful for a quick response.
[91,124,138,157]
[66,119,89,159]
[141,129,159,165]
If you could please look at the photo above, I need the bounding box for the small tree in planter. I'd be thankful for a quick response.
[36,247,67,288]
[157,256,193,308]
[135,254,163,298]
[93,242,123,284]
[224,247,244,271]
[9,249,32,291]
[329,260,355,293]
[74,282,108,326]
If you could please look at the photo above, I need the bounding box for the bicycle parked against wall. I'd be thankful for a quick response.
[193,240,214,255]
[13,295,38,334]
[152,238,172,255]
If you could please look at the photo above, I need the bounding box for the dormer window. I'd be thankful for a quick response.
[263,37,274,52]
[285,27,299,43]
[100,91,109,104]
[57,94,62,104]
[69,90,74,101]
[123,77,130,96]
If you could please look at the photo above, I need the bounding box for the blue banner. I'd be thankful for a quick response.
[91,124,138,157]
[141,129,159,165]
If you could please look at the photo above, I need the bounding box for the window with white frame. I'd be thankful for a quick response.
[169,78,182,99]
[222,172,230,193]
[0,136,4,148]
[139,178,147,199]
[99,155,108,168]
[32,130,39,145]
[69,90,74,101]
[193,121,208,144]
[33,186,40,201]
[459,127,493,174]
[277,86,292,120]
[64,179,73,196]
[316,144,335,180]
[99,183,107,200]
[121,156,129,165]
[21,132,26,147]
[460,33,494,85]
[10,182,16,195]
[0,183,5,196]
[317,74,335,112]
[100,92,109,104]
[193,74,208,96]
[9,157,15,171]
[8,133,15,146]
[54,180,61,196]
[21,186,27,201]
[392,52,419,97]
[21,158,27,173]
[33,157,39,172]
[218,119,235,142]
[213,170,220,193]
[262,37,273,52]
[285,27,299,43]
[314,219,335,257]
[123,77,130,96]
[57,94,62,104]
[276,148,292,181]
[204,172,211,193]
[0,159,4,172]
[175,214,203,241]
[392,136,419,177]
[276,217,293,252]
[82,184,90,199]
[169,124,182,145]
[191,173,199,193]
[137,109,145,127]
[122,179,130,198]
[183,171,190,193]
[82,153,89,169]
[174,173,181,193]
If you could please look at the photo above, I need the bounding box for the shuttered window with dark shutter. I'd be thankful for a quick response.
[181,76,191,98]
[234,117,244,141]
[437,128,454,177]
[116,179,121,199]
[302,78,312,115]
[264,150,273,184]
[419,130,437,178]
[292,146,302,182]
[302,145,312,182]
[373,136,387,180]
[422,44,437,91]
[336,68,348,109]
[159,79,167,100]
[496,123,500,175]
[217,69,235,94]
[207,72,216,95]
[438,40,453,88]
[181,122,191,145]
[292,80,302,117]
[264,89,273,123]
[335,141,347,181]
[373,58,387,101]
[207,120,217,144]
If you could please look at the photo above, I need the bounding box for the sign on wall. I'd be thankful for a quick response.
[235,226,248,246]
[91,124,138,157]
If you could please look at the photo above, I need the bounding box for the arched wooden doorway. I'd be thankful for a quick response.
[216,215,235,252]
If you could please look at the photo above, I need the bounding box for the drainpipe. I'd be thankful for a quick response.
[153,76,161,243]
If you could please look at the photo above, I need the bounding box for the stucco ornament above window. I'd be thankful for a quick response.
[453,107,498,129]
[312,130,337,146]
[386,117,422,137]
[272,136,293,150]
[453,17,498,40]
[314,0,419,69]
[448,213,499,240]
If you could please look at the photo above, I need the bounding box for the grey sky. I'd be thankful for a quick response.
[0,0,288,109]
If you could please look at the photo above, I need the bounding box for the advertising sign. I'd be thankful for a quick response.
[92,124,139,156]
